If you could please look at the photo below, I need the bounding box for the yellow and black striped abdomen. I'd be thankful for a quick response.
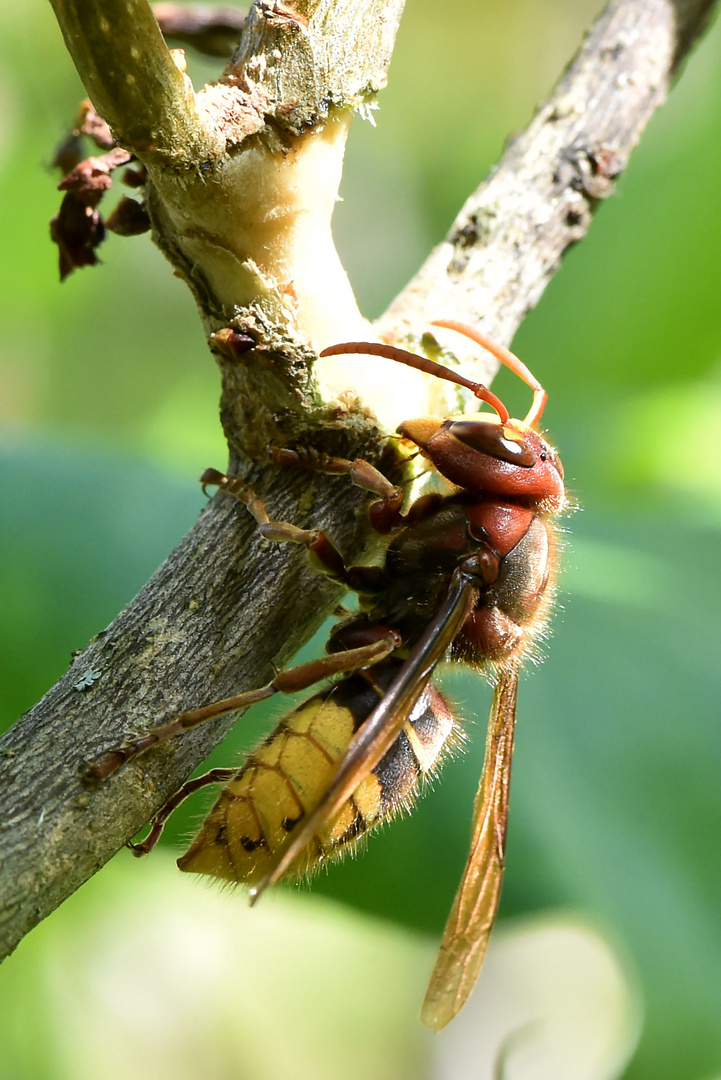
[177,663,457,883]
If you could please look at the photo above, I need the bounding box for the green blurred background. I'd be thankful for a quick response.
[1,1,721,1077]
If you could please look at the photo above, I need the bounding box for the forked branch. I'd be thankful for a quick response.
[0,0,716,964]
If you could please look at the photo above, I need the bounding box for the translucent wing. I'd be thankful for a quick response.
[421,664,520,1030]
[249,567,479,901]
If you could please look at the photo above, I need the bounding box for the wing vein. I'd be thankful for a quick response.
[421,664,520,1030]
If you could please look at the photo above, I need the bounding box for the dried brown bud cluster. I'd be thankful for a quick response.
[50,102,150,280]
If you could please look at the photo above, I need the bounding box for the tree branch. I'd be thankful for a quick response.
[48,0,220,164]
[378,0,717,349]
[0,0,716,963]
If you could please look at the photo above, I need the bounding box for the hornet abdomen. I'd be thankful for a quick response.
[178,660,457,882]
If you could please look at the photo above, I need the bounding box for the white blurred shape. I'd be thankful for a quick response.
[42,853,431,1080]
[433,916,641,1080]
[6,856,642,1080]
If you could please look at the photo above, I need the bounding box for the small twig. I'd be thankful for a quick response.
[381,0,717,348]
[48,0,220,165]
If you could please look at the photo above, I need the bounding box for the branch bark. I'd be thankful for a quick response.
[48,0,221,164]
[0,0,716,964]
[377,0,717,358]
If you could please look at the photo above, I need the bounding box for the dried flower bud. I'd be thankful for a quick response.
[50,194,105,280]
[212,328,256,360]
[106,196,151,236]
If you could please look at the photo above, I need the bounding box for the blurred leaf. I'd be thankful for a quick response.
[0,438,204,730]
[0,855,640,1080]
[0,853,433,1080]
[435,916,641,1080]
